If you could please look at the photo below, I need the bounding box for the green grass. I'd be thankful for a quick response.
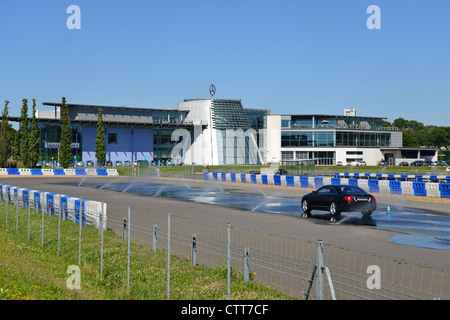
[0,201,291,300]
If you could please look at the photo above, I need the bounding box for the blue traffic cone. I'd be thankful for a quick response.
[386,205,392,215]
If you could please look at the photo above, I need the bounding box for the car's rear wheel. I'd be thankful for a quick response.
[329,201,340,221]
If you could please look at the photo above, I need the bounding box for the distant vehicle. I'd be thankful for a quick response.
[398,161,409,166]
[86,160,94,167]
[106,160,113,166]
[77,161,84,167]
[432,161,446,167]
[423,160,433,166]
[35,162,42,168]
[447,167,450,172]
[301,185,377,221]
[350,161,366,166]
[115,160,123,166]
[336,161,343,166]
[124,160,131,166]
[275,169,288,175]
[410,160,424,166]
[378,160,388,166]
[447,161,450,166]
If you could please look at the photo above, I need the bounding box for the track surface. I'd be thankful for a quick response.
[2,176,450,270]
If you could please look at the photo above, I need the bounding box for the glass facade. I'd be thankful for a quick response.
[37,123,82,164]
[281,131,391,148]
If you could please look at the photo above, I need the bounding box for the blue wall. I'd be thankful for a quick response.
[82,127,153,164]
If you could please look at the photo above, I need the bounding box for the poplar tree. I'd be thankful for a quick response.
[0,100,10,167]
[26,99,40,168]
[95,107,106,166]
[59,97,72,168]
[19,99,30,166]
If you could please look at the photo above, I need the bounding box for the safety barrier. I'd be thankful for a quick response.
[96,168,108,176]
[31,169,43,175]
[0,183,107,231]
[439,183,450,198]
[53,169,65,176]
[7,168,19,175]
[389,181,402,195]
[19,169,31,176]
[413,182,427,197]
[198,172,450,199]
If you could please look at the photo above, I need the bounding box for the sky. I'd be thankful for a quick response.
[0,0,449,127]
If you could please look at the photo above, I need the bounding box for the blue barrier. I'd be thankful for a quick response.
[400,174,408,181]
[31,169,43,175]
[368,180,380,193]
[7,168,19,175]
[46,193,58,216]
[387,174,395,180]
[273,175,281,186]
[415,175,423,182]
[53,169,65,176]
[353,173,360,178]
[241,174,246,184]
[61,196,71,220]
[7,186,15,202]
[334,173,340,177]
[314,177,323,188]
[413,182,427,197]
[389,180,402,195]
[221,173,226,182]
[261,175,268,185]
[230,173,236,183]
[204,172,209,181]
[439,183,450,198]
[348,178,359,186]
[331,178,341,185]
[286,176,294,187]
[344,173,350,177]
[34,191,42,212]
[430,175,438,183]
[75,169,86,176]
[74,199,87,226]
[0,184,4,201]
[364,173,371,179]
[96,168,107,176]
[447,176,450,183]
[21,189,29,208]
[300,177,309,188]
[250,174,257,184]
[213,172,218,181]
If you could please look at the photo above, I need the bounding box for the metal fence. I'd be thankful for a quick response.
[1,190,449,300]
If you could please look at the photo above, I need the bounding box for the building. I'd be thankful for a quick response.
[266,110,438,166]
[4,99,438,167]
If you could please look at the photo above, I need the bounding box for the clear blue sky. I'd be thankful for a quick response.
[1,0,449,126]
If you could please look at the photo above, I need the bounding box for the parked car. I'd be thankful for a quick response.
[410,160,424,166]
[76,161,84,167]
[275,169,288,175]
[432,161,446,166]
[423,160,433,166]
[336,161,343,166]
[447,167,450,172]
[115,160,123,166]
[124,160,131,166]
[106,160,113,166]
[301,184,377,221]
[398,161,409,166]
[378,160,388,166]
[86,160,94,167]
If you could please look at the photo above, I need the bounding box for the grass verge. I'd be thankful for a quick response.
[0,201,291,300]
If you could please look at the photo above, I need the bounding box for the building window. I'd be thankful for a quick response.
[108,133,117,144]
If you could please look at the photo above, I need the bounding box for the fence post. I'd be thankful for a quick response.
[153,224,157,252]
[227,223,231,300]
[100,201,104,278]
[78,197,83,266]
[58,194,61,256]
[27,190,31,241]
[244,247,250,283]
[5,196,8,228]
[191,233,197,266]
[41,196,44,246]
[167,213,171,300]
[316,240,324,300]
[127,205,131,295]
[16,191,19,233]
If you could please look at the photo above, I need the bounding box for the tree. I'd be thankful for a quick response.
[95,107,106,166]
[0,100,10,167]
[19,99,30,165]
[59,97,72,168]
[26,99,40,168]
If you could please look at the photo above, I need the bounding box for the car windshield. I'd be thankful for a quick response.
[338,186,366,194]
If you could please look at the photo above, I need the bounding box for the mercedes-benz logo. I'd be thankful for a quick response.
[209,84,216,97]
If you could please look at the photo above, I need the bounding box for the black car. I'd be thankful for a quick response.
[275,169,288,175]
[410,160,424,166]
[301,184,377,220]
[106,160,113,166]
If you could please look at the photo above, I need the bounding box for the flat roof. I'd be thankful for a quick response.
[42,102,188,113]
[281,114,386,120]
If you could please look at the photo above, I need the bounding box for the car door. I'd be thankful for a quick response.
[315,186,335,209]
